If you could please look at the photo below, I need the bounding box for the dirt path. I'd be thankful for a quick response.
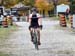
[0,18,75,56]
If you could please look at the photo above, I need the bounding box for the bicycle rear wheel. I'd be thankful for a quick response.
[34,37,38,50]
[33,33,39,50]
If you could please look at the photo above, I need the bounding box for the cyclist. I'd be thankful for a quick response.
[29,7,42,45]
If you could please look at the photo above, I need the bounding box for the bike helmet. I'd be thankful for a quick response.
[31,7,38,13]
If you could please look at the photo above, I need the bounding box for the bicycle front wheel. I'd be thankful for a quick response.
[35,42,38,50]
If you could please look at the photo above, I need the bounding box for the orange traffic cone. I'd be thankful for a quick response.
[69,15,73,28]
[59,14,67,27]
[2,17,8,28]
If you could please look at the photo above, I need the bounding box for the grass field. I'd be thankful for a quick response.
[0,25,18,56]
[0,25,17,39]
[0,52,9,56]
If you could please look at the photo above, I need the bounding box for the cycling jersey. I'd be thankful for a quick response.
[29,13,41,28]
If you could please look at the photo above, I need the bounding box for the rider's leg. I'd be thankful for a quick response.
[37,28,41,45]
[29,28,34,42]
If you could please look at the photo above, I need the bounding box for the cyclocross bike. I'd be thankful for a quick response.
[32,27,39,50]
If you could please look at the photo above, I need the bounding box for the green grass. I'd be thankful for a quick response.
[0,26,18,56]
[0,25,17,40]
[0,52,10,56]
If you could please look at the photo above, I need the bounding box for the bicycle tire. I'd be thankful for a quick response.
[35,42,38,50]
[33,32,39,50]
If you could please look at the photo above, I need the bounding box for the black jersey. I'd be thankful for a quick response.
[30,14,39,27]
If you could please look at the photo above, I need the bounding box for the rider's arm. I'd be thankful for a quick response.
[38,18,42,26]
[29,14,32,25]
[37,14,43,29]
[37,14,42,26]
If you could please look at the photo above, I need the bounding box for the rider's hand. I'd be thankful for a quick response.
[39,25,43,30]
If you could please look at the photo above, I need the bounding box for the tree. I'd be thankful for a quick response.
[35,0,54,16]
[22,0,35,7]
[58,0,69,5]
[0,0,35,8]
[35,0,54,11]
[2,0,19,8]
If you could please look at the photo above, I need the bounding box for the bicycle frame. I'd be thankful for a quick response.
[32,28,39,50]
